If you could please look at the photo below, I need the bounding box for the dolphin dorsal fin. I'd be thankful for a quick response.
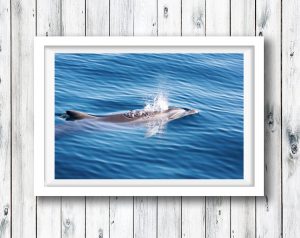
[64,110,92,120]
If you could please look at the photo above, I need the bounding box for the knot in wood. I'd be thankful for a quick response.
[3,206,9,216]
[288,131,299,158]
[65,218,71,227]
[267,112,274,129]
[164,7,168,18]
[291,143,298,155]
[98,228,103,238]
[195,17,202,28]
[265,196,269,211]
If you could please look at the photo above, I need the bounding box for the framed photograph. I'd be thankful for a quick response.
[34,37,264,196]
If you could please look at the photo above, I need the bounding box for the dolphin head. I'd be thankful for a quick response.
[182,107,199,116]
[167,107,199,120]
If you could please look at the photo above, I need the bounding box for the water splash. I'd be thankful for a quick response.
[144,91,169,112]
[142,91,169,137]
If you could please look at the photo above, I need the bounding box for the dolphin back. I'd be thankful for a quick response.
[63,110,94,120]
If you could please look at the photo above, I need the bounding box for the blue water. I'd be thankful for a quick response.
[55,53,244,179]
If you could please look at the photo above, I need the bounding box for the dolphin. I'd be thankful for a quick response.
[63,107,199,123]
[58,107,199,137]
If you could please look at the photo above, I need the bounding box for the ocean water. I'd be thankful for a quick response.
[55,53,244,179]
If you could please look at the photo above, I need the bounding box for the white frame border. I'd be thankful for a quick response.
[34,37,264,196]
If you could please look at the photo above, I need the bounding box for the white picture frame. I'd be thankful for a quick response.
[34,36,264,196]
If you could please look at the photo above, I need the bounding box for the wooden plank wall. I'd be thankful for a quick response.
[2,0,300,237]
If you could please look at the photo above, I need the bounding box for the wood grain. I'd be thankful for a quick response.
[206,0,230,36]
[37,197,61,238]
[205,1,231,237]
[85,1,110,237]
[11,0,36,236]
[157,197,181,238]
[0,0,10,237]
[61,197,85,238]
[181,1,206,237]
[230,198,255,238]
[282,0,300,237]
[158,0,181,35]
[62,0,85,36]
[182,0,205,36]
[206,197,230,238]
[134,197,157,238]
[133,1,158,238]
[110,197,133,238]
[256,0,282,237]
[86,197,109,238]
[36,0,62,237]
[134,0,157,36]
[182,197,205,238]
[60,1,86,238]
[110,0,134,36]
[109,2,134,237]
[231,0,255,36]
[157,2,182,237]
[36,0,61,36]
[86,0,109,36]
[230,1,256,237]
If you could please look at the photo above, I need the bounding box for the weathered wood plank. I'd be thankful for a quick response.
[230,1,256,237]
[282,0,300,237]
[11,0,36,236]
[62,0,85,36]
[231,0,255,36]
[157,0,181,35]
[206,198,230,238]
[109,3,134,237]
[36,0,61,36]
[86,197,109,238]
[134,197,157,238]
[110,0,134,36]
[206,0,230,36]
[157,197,181,238]
[86,0,109,36]
[181,1,206,237]
[133,1,157,237]
[110,197,134,238]
[157,1,182,237]
[37,197,61,238]
[134,0,157,36]
[0,0,11,237]
[60,1,86,238]
[36,0,62,237]
[256,0,282,237]
[205,1,231,237]
[62,197,85,238]
[85,1,110,238]
[182,0,205,36]
[230,198,255,238]
[182,197,205,238]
